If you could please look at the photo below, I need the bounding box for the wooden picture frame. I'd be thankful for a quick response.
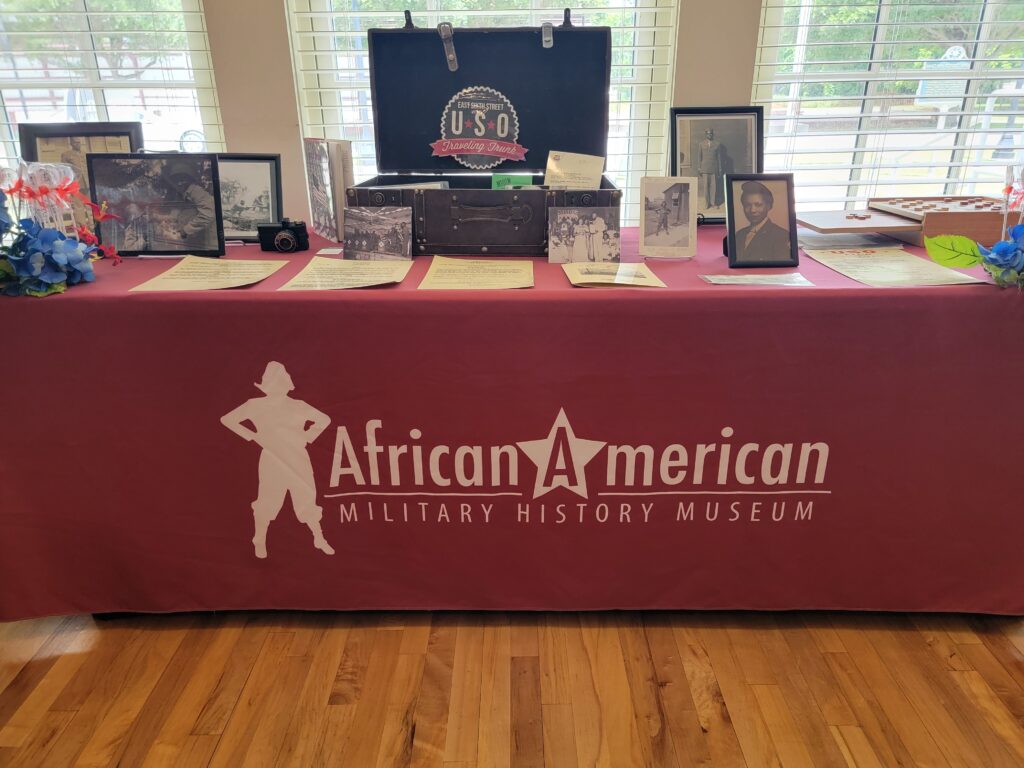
[670,106,764,224]
[216,153,283,242]
[87,153,224,257]
[725,173,799,268]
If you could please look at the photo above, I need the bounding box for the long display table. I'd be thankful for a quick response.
[2,227,1022,619]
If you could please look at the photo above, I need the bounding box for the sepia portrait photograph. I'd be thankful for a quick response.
[217,154,283,241]
[639,176,698,258]
[548,206,621,264]
[20,122,143,228]
[725,173,799,268]
[343,206,412,260]
[671,107,763,223]
[87,153,223,257]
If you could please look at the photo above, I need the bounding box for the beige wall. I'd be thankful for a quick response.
[673,0,763,107]
[205,0,309,222]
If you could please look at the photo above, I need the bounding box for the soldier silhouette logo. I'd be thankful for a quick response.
[221,362,334,559]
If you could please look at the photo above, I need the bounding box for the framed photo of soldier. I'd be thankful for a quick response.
[19,122,144,229]
[670,106,764,224]
[639,176,698,258]
[87,153,224,257]
[725,173,799,268]
[216,154,283,241]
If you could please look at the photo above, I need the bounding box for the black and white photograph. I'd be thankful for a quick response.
[303,138,338,241]
[725,173,799,268]
[671,107,763,224]
[548,207,621,264]
[217,154,283,241]
[86,153,224,257]
[640,177,698,258]
[343,206,412,260]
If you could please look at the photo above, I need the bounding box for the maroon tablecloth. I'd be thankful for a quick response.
[2,227,1022,619]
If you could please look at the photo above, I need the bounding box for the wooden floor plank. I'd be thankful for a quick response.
[0,611,1022,768]
[511,655,544,768]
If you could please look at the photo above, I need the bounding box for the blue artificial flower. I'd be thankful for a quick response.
[983,240,1024,273]
[1011,224,1024,246]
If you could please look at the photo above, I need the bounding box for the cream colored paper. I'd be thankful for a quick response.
[544,150,605,190]
[418,256,533,290]
[279,256,412,290]
[130,256,288,292]
[701,273,814,286]
[804,248,983,287]
[562,262,667,288]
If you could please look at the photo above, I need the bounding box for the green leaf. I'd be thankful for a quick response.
[924,235,983,268]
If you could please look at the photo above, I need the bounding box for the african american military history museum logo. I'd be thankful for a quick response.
[430,86,528,170]
[222,363,831,559]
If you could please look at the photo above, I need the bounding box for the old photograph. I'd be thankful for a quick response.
[548,207,621,263]
[725,173,799,267]
[218,154,282,241]
[640,176,697,258]
[34,134,133,228]
[87,153,224,257]
[343,206,412,260]
[672,107,763,223]
[303,138,338,241]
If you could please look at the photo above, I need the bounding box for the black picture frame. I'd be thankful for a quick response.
[725,173,799,268]
[670,106,764,224]
[87,152,225,257]
[18,121,144,162]
[216,153,283,242]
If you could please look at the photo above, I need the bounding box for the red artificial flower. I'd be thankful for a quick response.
[76,225,98,247]
[84,200,122,223]
[3,177,24,196]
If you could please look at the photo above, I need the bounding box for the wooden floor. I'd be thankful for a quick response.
[1,612,1024,767]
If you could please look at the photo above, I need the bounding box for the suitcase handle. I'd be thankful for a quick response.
[450,203,533,225]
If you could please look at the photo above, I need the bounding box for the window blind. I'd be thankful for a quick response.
[753,0,1024,210]
[286,0,678,225]
[0,0,224,168]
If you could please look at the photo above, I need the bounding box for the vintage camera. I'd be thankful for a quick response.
[257,219,310,253]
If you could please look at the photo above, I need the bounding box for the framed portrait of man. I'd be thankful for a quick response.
[670,107,763,224]
[18,122,144,228]
[87,153,224,257]
[725,173,799,268]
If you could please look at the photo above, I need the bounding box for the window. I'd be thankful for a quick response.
[0,0,224,168]
[753,0,1024,210]
[286,0,678,224]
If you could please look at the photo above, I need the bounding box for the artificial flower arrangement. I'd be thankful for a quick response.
[0,163,121,297]
[925,166,1024,290]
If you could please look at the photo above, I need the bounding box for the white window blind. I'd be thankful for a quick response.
[286,0,678,224]
[0,0,224,167]
[753,0,1024,211]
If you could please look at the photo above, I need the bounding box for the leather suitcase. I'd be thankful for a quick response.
[347,12,620,257]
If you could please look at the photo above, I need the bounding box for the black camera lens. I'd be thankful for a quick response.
[274,230,298,253]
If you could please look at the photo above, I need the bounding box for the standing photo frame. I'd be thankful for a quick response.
[216,154,283,242]
[670,106,764,224]
[725,173,799,268]
[87,153,224,257]
[18,121,145,228]
[639,176,698,258]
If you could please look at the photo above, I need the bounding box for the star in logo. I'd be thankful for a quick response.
[486,120,496,130]
[517,409,606,499]
[465,118,475,129]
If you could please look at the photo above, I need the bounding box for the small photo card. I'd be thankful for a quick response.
[640,177,698,258]
[548,206,621,264]
[343,206,412,260]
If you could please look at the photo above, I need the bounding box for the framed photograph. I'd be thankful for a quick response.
[303,138,338,241]
[19,121,144,228]
[548,207,621,263]
[216,153,283,241]
[670,106,763,224]
[725,173,799,268]
[343,207,412,260]
[639,177,698,258]
[87,153,224,257]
